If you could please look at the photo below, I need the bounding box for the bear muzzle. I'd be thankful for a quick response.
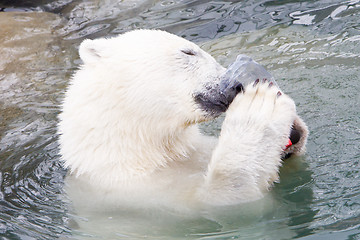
[194,54,273,118]
[194,80,243,117]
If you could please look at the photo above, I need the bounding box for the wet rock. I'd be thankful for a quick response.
[0,12,74,149]
[0,12,62,75]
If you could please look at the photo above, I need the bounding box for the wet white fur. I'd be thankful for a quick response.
[58,29,308,209]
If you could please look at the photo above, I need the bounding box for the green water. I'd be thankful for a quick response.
[0,0,359,239]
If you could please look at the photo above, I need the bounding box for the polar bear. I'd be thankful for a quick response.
[58,29,308,209]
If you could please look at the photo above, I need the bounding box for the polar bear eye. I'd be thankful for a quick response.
[181,49,196,56]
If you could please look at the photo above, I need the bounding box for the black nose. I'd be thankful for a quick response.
[234,82,244,94]
[223,81,244,106]
[290,127,301,145]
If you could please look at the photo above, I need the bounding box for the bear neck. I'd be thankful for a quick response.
[78,120,199,186]
[122,121,198,168]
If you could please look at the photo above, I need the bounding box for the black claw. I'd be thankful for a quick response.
[268,82,273,88]
[262,78,267,83]
[253,79,260,86]
[277,91,282,97]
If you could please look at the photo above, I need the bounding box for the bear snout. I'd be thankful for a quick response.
[194,81,243,117]
[194,91,229,117]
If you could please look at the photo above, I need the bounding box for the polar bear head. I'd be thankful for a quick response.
[77,30,241,126]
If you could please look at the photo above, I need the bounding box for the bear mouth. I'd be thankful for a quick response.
[194,81,243,118]
[193,92,230,117]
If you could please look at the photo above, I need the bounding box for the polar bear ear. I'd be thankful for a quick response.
[79,39,108,64]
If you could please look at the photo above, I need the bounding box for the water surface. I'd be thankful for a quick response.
[0,0,359,239]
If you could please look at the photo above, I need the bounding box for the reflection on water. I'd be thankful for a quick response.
[0,0,359,239]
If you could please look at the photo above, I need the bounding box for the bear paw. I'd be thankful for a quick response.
[224,79,297,145]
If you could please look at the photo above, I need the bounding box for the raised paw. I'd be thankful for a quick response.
[227,79,295,122]
[224,80,298,149]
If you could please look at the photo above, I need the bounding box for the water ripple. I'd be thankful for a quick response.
[0,0,359,239]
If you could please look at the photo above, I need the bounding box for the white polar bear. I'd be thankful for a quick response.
[58,29,308,209]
